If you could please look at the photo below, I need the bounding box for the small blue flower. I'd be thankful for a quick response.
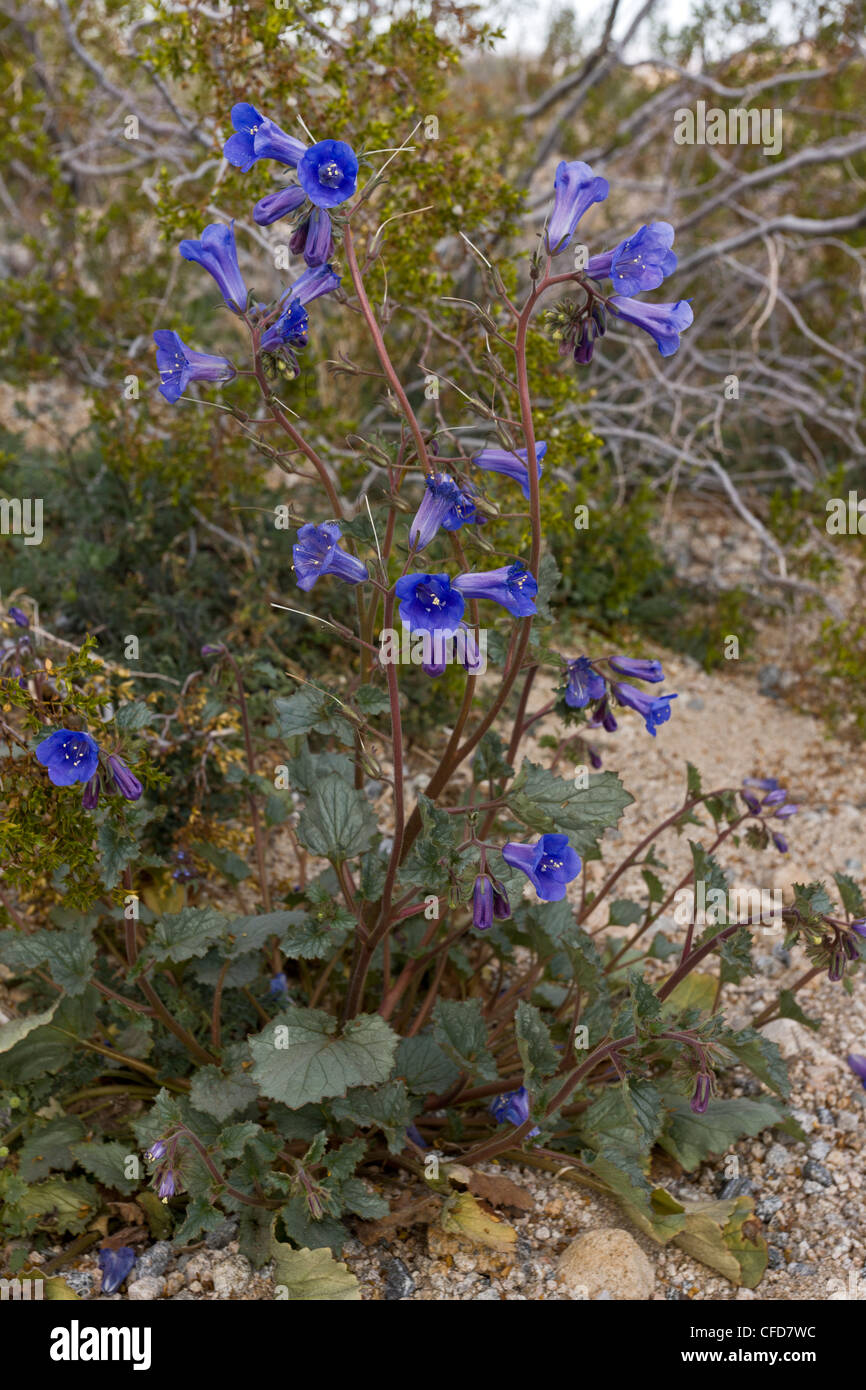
[279,262,342,310]
[774,803,799,819]
[612,681,678,735]
[490,879,511,921]
[108,755,143,802]
[253,183,307,227]
[179,222,248,313]
[588,697,618,733]
[7,606,29,627]
[587,222,677,295]
[608,655,665,683]
[36,729,99,787]
[453,562,538,618]
[98,1247,136,1296]
[223,102,306,171]
[157,1170,177,1200]
[82,774,100,810]
[771,831,789,854]
[393,573,465,638]
[298,139,359,209]
[690,1072,713,1115]
[743,776,780,792]
[490,1085,540,1136]
[260,300,309,355]
[409,473,485,551]
[546,160,609,255]
[405,1123,428,1149]
[471,443,546,500]
[609,295,693,357]
[502,833,582,902]
[269,972,289,996]
[293,522,368,592]
[297,206,336,267]
[565,656,606,709]
[145,1140,167,1163]
[153,331,236,404]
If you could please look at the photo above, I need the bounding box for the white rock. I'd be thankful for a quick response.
[126,1276,163,1301]
[556,1228,655,1301]
[211,1254,253,1298]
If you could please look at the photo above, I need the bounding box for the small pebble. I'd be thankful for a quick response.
[802,1160,834,1188]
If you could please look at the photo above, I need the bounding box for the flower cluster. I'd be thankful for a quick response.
[562,653,678,738]
[543,159,693,361]
[739,776,800,853]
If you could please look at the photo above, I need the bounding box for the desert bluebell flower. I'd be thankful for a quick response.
[546,160,609,255]
[298,139,358,208]
[611,681,678,736]
[609,295,693,357]
[153,331,236,404]
[743,776,780,792]
[409,473,484,550]
[502,833,581,902]
[774,804,799,819]
[293,522,368,591]
[7,606,28,627]
[471,443,546,500]
[587,222,677,295]
[145,1140,168,1163]
[98,1247,136,1296]
[82,775,100,810]
[108,755,143,802]
[157,1170,177,1201]
[490,1085,540,1136]
[394,574,465,637]
[608,656,664,683]
[453,562,538,617]
[260,299,309,355]
[564,655,606,709]
[588,697,618,733]
[771,832,789,854]
[269,972,289,996]
[295,206,336,266]
[179,222,248,313]
[473,875,494,930]
[223,103,306,170]
[36,729,99,787]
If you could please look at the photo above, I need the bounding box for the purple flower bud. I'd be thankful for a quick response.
[588,745,603,770]
[7,606,29,627]
[405,1122,428,1150]
[740,791,762,814]
[690,1073,712,1114]
[843,934,860,961]
[608,656,665,683]
[850,919,866,937]
[743,776,779,791]
[774,804,799,819]
[145,1140,167,1163]
[828,949,846,982]
[771,832,788,854]
[201,643,225,657]
[762,788,788,805]
[157,1170,177,1200]
[491,879,511,921]
[473,875,494,930]
[108,755,143,802]
[98,1246,136,1295]
[847,1054,866,1088]
[82,773,101,810]
[269,972,289,996]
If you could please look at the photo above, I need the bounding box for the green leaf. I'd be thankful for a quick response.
[275,687,354,746]
[115,700,154,731]
[508,760,633,858]
[279,1195,347,1253]
[355,684,390,717]
[609,899,643,927]
[472,730,514,784]
[340,1177,389,1220]
[97,822,137,888]
[174,1195,228,1244]
[394,1035,459,1095]
[0,1001,60,1055]
[723,1027,792,1096]
[514,1001,559,1086]
[285,743,354,796]
[675,1194,767,1289]
[331,1081,415,1154]
[193,841,252,883]
[432,998,497,1081]
[296,776,377,863]
[686,763,702,798]
[588,1154,685,1242]
[777,990,821,1031]
[138,906,229,968]
[718,925,755,984]
[660,1095,782,1170]
[19,1116,86,1180]
[249,1008,399,1109]
[271,1237,361,1301]
[661,971,717,1019]
[629,970,663,1029]
[43,928,97,996]
[834,872,865,918]
[16,1176,100,1234]
[70,1140,139,1195]
[189,1064,259,1122]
